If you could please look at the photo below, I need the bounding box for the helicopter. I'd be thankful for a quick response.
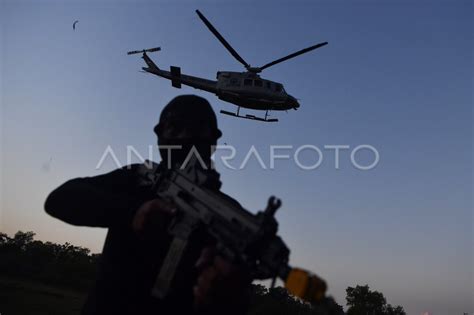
[128,10,328,122]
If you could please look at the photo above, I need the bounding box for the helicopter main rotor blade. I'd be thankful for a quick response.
[258,41,328,71]
[196,9,250,69]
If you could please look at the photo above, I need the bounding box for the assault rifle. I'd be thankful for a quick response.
[144,157,327,303]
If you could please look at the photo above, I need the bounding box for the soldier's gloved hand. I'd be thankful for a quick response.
[193,246,251,314]
[131,198,177,240]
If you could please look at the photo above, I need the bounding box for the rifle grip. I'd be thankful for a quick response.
[152,236,188,299]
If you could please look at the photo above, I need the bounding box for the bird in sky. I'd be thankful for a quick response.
[73,20,79,30]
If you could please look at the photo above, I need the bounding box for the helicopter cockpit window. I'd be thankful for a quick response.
[275,84,283,92]
[254,79,263,87]
[244,79,252,86]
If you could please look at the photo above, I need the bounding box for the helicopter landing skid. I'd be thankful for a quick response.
[220,109,278,122]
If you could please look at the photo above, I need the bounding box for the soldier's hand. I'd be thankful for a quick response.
[131,198,177,239]
[193,246,251,313]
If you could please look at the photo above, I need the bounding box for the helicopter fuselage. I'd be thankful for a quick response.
[143,61,299,112]
[216,71,299,111]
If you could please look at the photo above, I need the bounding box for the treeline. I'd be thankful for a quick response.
[0,231,98,290]
[249,285,344,315]
[0,231,345,314]
[0,231,406,315]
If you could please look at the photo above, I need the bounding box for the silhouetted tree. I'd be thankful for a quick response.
[384,304,406,315]
[346,284,405,315]
[248,284,344,315]
[0,231,99,290]
[12,231,35,250]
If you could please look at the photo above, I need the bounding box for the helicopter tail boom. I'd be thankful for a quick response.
[142,52,160,70]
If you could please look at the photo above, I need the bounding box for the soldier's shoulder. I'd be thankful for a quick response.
[123,160,159,172]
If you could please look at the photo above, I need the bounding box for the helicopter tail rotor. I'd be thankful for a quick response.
[127,47,161,55]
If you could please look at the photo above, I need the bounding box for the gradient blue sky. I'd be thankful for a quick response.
[1,1,472,314]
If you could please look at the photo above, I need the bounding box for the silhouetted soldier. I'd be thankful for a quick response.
[45,95,251,315]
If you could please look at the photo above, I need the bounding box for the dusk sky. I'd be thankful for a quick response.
[0,1,472,314]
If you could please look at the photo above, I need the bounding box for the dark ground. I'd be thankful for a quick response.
[0,276,86,315]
